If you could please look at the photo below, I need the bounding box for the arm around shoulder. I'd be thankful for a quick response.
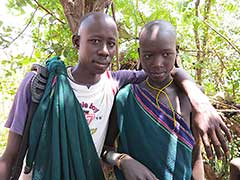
[171,67,232,160]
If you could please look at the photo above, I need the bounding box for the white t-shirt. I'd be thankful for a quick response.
[6,67,145,179]
[67,69,119,156]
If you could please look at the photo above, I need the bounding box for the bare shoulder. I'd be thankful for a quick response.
[171,82,192,126]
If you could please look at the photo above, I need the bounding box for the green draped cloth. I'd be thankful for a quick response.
[115,84,195,180]
[26,57,105,180]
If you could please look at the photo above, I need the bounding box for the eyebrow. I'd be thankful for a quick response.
[141,50,152,53]
[141,48,175,52]
[161,49,175,52]
[88,35,117,41]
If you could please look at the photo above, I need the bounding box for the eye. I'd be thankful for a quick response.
[90,39,100,44]
[108,41,116,48]
[162,52,169,57]
[143,54,152,59]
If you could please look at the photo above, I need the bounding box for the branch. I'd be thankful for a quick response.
[60,0,82,34]
[0,35,10,44]
[105,1,112,14]
[211,98,239,110]
[193,0,202,84]
[202,0,212,60]
[33,0,65,24]
[2,7,38,49]
[203,21,240,55]
[111,2,120,70]
[138,11,146,25]
[30,13,49,59]
[217,109,240,113]
[179,47,213,54]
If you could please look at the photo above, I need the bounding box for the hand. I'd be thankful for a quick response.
[170,67,232,159]
[192,101,232,160]
[120,155,158,180]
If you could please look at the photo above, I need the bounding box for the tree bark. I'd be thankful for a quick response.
[202,0,212,82]
[193,0,202,84]
[60,0,112,34]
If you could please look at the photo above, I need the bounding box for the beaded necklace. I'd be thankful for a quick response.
[145,78,176,128]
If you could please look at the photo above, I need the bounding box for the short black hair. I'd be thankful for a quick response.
[77,12,114,35]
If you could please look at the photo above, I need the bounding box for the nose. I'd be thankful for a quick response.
[152,55,164,68]
[98,43,109,57]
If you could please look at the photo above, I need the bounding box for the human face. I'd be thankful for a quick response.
[76,15,117,75]
[139,29,176,85]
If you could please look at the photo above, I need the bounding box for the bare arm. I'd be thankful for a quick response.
[102,103,158,180]
[0,131,22,180]
[102,151,158,180]
[230,158,240,180]
[171,67,232,159]
[191,110,205,180]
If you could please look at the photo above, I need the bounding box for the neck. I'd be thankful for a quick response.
[144,75,177,128]
[146,75,173,90]
[71,64,101,85]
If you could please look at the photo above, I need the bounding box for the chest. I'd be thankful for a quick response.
[147,86,192,126]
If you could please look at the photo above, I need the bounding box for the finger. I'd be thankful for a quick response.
[146,177,159,180]
[210,130,223,160]
[143,167,158,180]
[201,133,213,159]
[148,171,158,180]
[216,127,229,155]
[219,120,232,142]
[146,173,158,180]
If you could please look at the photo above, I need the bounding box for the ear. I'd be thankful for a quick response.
[72,34,80,49]
[137,48,142,70]
[174,54,179,68]
[137,60,142,70]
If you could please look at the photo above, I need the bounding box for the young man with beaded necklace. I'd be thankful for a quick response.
[0,13,231,179]
[103,20,205,180]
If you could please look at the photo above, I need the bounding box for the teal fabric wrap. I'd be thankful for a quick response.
[115,84,194,180]
[26,57,105,180]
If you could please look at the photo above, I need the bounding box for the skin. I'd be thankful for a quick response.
[138,22,191,125]
[230,158,240,180]
[119,20,203,180]
[0,13,232,179]
[0,132,22,180]
[0,12,119,180]
[71,13,118,85]
[139,22,176,86]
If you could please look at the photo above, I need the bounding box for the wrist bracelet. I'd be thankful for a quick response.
[106,151,121,165]
[116,153,128,169]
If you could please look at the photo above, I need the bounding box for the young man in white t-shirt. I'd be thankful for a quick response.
[0,12,231,179]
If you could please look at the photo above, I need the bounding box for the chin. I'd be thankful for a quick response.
[95,68,108,75]
[150,74,165,81]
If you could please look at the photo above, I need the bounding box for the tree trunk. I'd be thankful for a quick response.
[193,0,202,84]
[60,0,112,34]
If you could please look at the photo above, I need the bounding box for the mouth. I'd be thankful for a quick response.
[94,61,109,66]
[149,71,165,76]
[148,71,167,80]
[92,59,110,69]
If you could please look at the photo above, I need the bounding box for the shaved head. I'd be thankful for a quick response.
[138,20,177,84]
[139,20,176,45]
[72,12,118,76]
[77,12,117,36]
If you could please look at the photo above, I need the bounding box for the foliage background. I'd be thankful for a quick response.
[0,0,240,179]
